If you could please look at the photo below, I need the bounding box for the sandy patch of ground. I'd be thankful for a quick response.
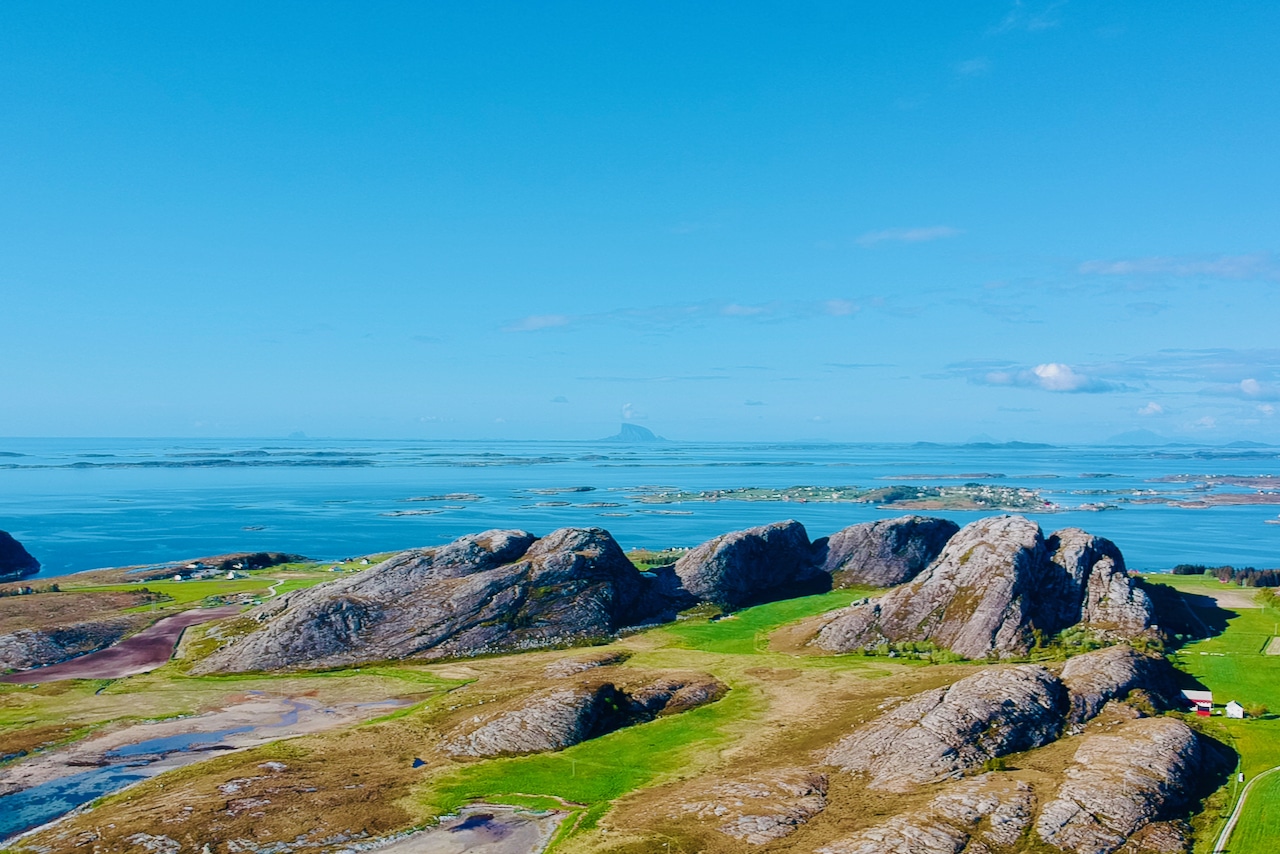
[370,806,566,854]
[0,693,409,797]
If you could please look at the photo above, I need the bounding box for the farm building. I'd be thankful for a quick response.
[1182,689,1213,716]
[1226,700,1245,719]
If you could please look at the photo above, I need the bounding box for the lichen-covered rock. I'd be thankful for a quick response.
[441,674,726,758]
[823,665,1066,791]
[818,774,1034,854]
[196,528,663,673]
[814,516,1154,659]
[817,815,971,854]
[1060,645,1181,725]
[0,616,144,672]
[544,650,631,678]
[676,768,829,845]
[627,674,727,716]
[0,531,40,584]
[1035,718,1204,854]
[439,684,626,757]
[673,520,827,610]
[815,516,959,587]
[931,775,1036,848]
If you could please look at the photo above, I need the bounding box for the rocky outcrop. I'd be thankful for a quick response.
[818,774,1034,854]
[676,768,829,845]
[544,650,631,678]
[823,665,1066,791]
[1035,718,1205,854]
[0,531,40,583]
[0,617,143,672]
[1060,645,1181,726]
[439,684,627,757]
[440,674,726,758]
[815,516,959,587]
[196,528,671,674]
[673,520,827,610]
[814,516,1154,659]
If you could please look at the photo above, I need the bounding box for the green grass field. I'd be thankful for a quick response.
[657,587,871,655]
[1229,769,1280,853]
[420,686,758,815]
[1143,574,1280,853]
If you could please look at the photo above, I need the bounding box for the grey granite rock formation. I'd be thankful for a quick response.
[676,768,829,845]
[440,674,726,758]
[818,774,1034,854]
[0,617,144,672]
[673,520,826,610]
[823,664,1067,791]
[0,531,39,584]
[1035,717,1205,854]
[814,516,1154,659]
[1060,645,1181,726]
[439,684,626,758]
[815,516,959,587]
[196,527,664,673]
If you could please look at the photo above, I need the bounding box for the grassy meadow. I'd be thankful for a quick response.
[1143,573,1280,854]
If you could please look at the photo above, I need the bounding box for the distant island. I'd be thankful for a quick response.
[600,423,665,442]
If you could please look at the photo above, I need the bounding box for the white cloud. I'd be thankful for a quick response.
[504,314,570,332]
[1190,416,1217,430]
[1077,252,1280,282]
[990,1,1065,34]
[1260,404,1276,417]
[823,299,858,316]
[1200,377,1280,401]
[1138,401,1164,416]
[856,225,963,246]
[622,402,646,421]
[955,57,991,76]
[977,362,1124,393]
[721,303,766,317]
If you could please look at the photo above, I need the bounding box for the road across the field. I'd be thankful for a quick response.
[0,605,241,683]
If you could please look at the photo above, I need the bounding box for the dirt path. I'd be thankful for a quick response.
[0,605,241,683]
[1213,764,1280,853]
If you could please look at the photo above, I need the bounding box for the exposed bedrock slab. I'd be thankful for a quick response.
[1060,644,1181,726]
[673,520,828,610]
[814,515,1154,659]
[823,664,1067,792]
[197,527,673,673]
[1035,717,1206,854]
[0,616,144,672]
[814,515,959,588]
[817,773,1035,854]
[440,674,726,758]
[676,768,829,844]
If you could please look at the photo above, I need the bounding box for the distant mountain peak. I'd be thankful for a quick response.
[601,423,665,442]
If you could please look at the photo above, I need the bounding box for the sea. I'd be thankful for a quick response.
[2,437,1279,579]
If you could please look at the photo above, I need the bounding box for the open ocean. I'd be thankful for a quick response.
[2,437,1279,578]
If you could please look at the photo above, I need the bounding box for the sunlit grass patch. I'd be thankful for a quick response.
[658,588,873,655]
[417,685,758,816]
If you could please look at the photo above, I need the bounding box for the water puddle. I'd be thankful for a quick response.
[0,696,405,845]
[0,766,149,840]
[105,726,254,757]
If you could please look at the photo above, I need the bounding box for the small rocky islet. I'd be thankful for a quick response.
[0,519,1235,853]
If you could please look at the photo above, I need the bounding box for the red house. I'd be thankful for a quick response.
[1182,689,1213,716]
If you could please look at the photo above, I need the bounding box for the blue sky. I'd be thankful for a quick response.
[3,1,1279,442]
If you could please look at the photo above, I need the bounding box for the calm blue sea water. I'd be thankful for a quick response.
[2,438,1279,577]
